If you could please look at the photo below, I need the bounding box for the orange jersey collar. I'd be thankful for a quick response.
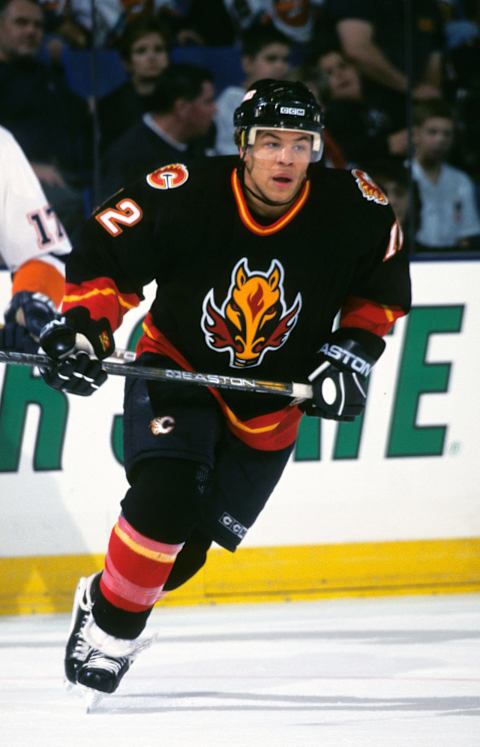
[232,168,310,236]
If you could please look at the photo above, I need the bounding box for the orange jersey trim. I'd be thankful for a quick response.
[12,259,64,307]
[340,295,406,337]
[231,168,310,236]
[63,277,141,330]
[138,314,302,450]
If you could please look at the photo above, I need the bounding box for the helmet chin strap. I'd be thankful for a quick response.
[238,160,305,209]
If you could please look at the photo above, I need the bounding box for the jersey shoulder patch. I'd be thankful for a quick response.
[146,163,189,190]
[351,168,389,206]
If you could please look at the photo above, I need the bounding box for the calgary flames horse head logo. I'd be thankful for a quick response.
[201,258,302,368]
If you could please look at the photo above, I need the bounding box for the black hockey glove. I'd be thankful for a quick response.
[0,291,59,353]
[304,328,386,421]
[39,306,114,396]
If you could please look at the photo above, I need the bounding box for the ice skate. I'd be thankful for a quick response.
[64,573,99,687]
[77,618,156,700]
[78,647,133,696]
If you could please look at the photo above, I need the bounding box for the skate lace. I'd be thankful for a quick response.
[73,612,92,659]
[87,650,128,675]
[79,587,93,613]
[72,584,94,659]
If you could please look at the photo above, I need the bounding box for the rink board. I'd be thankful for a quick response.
[0,259,479,613]
[1,537,480,616]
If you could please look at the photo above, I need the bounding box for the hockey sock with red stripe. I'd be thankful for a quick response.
[93,514,183,638]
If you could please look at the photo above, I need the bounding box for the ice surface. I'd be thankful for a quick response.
[1,594,479,746]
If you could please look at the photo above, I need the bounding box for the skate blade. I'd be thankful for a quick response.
[64,678,75,692]
[64,680,100,709]
[83,687,104,713]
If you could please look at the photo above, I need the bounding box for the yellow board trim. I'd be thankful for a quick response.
[1,537,479,616]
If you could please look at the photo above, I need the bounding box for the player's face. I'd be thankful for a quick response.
[243,130,311,205]
[0,0,43,60]
[127,32,169,81]
[243,43,291,82]
[414,117,454,162]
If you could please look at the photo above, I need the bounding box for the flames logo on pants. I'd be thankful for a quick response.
[201,258,302,368]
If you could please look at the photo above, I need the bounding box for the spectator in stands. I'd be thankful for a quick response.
[37,1,89,61]
[438,1,480,179]
[0,0,91,237]
[215,25,292,155]
[412,99,480,251]
[55,0,173,48]
[289,57,348,169]
[38,1,230,55]
[314,45,408,168]
[324,0,444,125]
[222,0,324,46]
[98,17,170,154]
[100,63,216,199]
[151,0,236,46]
[439,0,479,61]
[366,159,419,253]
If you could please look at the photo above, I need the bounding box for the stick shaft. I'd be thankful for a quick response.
[0,349,312,399]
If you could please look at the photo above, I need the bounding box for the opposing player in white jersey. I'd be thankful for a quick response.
[0,125,71,352]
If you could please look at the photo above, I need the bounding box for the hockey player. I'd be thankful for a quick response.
[0,126,71,352]
[39,79,411,698]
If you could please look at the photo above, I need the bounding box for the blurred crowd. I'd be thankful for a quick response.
[1,0,479,253]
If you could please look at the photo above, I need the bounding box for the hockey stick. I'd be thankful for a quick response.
[0,349,313,400]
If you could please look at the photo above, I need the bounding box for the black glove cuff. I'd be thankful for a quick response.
[332,327,386,361]
[40,317,76,359]
[312,327,385,378]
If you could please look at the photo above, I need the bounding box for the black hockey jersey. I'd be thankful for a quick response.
[64,157,411,449]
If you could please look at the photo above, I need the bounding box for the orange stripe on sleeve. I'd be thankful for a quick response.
[340,295,406,337]
[12,259,65,307]
[63,277,141,330]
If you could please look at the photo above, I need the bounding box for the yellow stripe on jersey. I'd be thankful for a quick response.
[64,286,136,310]
[222,403,278,434]
[382,305,395,322]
